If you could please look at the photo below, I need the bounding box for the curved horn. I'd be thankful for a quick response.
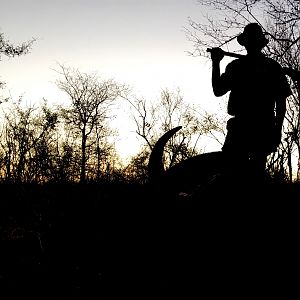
[148,126,182,182]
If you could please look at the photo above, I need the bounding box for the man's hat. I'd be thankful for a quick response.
[237,23,269,47]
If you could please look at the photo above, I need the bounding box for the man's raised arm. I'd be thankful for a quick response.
[209,47,228,97]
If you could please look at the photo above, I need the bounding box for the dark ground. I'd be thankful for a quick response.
[0,180,299,299]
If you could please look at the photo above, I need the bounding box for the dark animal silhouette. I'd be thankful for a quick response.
[148,126,225,197]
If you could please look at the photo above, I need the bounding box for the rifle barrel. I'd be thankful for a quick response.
[206,48,245,59]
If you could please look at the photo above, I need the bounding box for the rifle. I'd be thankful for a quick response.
[206,48,300,81]
[206,48,245,59]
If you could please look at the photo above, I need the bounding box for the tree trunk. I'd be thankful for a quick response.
[80,129,87,183]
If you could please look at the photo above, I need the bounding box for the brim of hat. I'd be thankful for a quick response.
[237,34,269,46]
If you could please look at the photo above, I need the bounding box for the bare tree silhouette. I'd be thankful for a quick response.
[55,64,128,183]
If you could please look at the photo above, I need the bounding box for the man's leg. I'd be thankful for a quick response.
[222,117,249,179]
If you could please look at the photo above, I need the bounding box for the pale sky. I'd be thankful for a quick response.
[0,0,228,161]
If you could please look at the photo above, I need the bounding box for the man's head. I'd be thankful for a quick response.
[237,23,268,50]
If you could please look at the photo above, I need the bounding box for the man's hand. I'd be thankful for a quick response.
[209,47,225,63]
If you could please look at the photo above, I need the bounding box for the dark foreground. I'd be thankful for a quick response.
[0,180,299,299]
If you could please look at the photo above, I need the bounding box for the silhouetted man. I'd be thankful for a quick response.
[209,23,292,182]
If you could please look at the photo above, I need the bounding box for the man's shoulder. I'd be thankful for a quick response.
[227,58,243,66]
[225,58,244,71]
[263,56,282,69]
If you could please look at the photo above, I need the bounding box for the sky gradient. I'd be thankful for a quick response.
[0,0,224,161]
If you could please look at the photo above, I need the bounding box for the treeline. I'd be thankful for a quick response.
[0,98,127,184]
[0,60,229,184]
[0,74,299,184]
